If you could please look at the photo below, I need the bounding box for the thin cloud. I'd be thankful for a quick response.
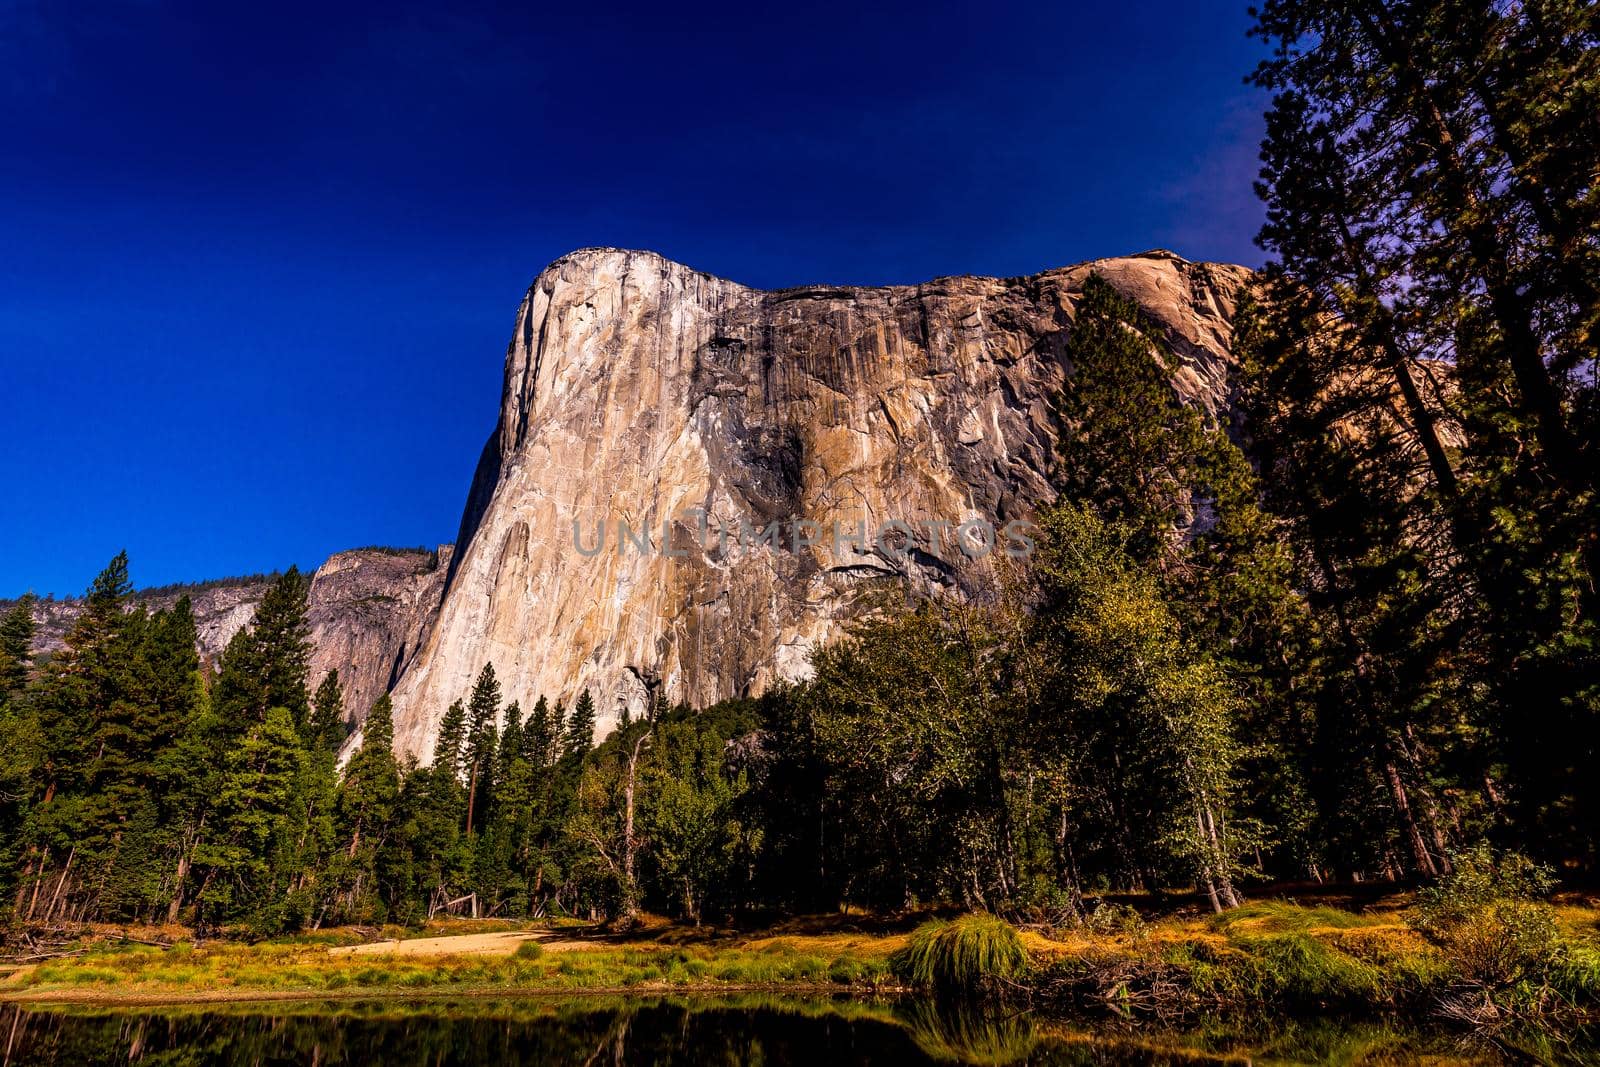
[1155,92,1268,267]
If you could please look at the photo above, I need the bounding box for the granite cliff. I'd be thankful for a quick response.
[12,248,1252,756]
[386,248,1252,759]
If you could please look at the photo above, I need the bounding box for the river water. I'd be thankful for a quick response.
[1,996,1587,1065]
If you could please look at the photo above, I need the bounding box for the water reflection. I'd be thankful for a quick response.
[0,995,1579,1066]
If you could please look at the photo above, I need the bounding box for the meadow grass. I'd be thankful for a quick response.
[9,933,899,999]
[7,899,1598,1024]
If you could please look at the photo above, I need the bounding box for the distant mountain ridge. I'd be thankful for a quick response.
[13,546,451,728]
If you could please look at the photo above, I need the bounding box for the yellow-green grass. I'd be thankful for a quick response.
[892,914,1030,995]
[1034,899,1600,1016]
[8,900,1600,1016]
[3,933,901,1002]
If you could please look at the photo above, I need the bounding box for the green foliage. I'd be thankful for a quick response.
[133,571,282,599]
[1055,274,1215,561]
[1247,0,1600,867]
[307,670,347,753]
[0,592,35,699]
[1081,902,1146,937]
[892,914,1029,996]
[336,696,401,911]
[1414,847,1565,988]
[193,707,307,928]
[213,568,312,731]
[796,601,1019,910]
[565,689,595,758]
[434,700,467,781]
[524,696,555,768]
[1162,932,1391,1007]
[1033,503,1253,909]
[462,663,501,835]
[641,718,760,923]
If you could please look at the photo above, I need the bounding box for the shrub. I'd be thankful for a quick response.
[1414,847,1563,988]
[892,914,1030,996]
[512,939,545,961]
[1083,901,1146,936]
[1013,880,1085,933]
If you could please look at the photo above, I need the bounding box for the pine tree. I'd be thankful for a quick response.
[98,598,203,824]
[0,694,43,907]
[1250,0,1600,862]
[213,568,312,731]
[307,670,347,753]
[192,707,306,929]
[524,696,553,769]
[0,594,35,700]
[413,706,469,917]
[498,701,523,775]
[1238,291,1468,878]
[155,661,220,923]
[485,745,537,915]
[434,700,467,782]
[337,696,400,916]
[550,700,568,764]
[173,569,316,929]
[463,664,502,836]
[1056,275,1214,563]
[18,553,137,920]
[253,568,313,728]
[287,730,339,927]
[564,690,595,759]
[210,627,259,731]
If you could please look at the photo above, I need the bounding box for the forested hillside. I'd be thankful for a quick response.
[0,0,1594,936]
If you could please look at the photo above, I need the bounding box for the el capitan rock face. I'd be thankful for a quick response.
[386,247,1252,760]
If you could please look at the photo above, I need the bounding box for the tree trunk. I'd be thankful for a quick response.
[24,854,48,921]
[1384,761,1438,877]
[1355,3,1595,509]
[166,854,190,925]
[1401,725,1454,875]
[41,847,75,924]
[621,734,648,924]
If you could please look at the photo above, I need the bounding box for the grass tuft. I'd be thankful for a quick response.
[892,914,1029,996]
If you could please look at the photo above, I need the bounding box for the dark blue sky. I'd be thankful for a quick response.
[1,0,1269,597]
